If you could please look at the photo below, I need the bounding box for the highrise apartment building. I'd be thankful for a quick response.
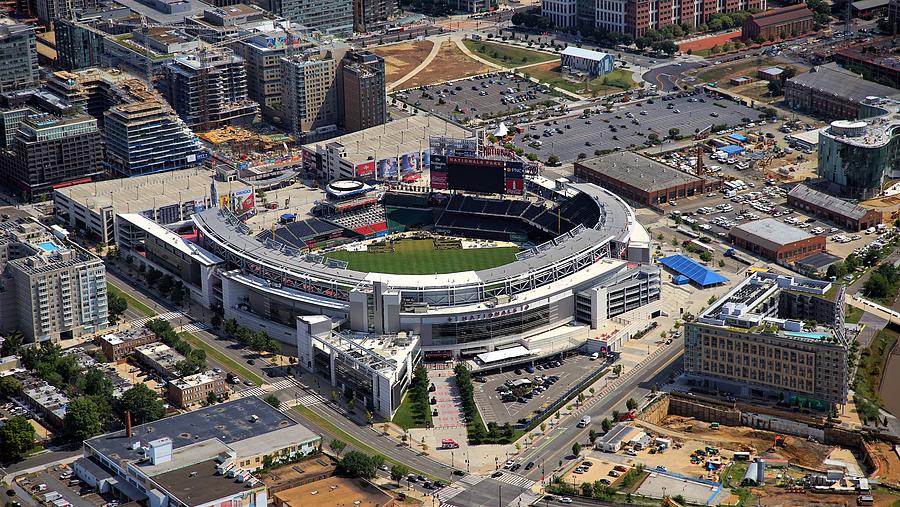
[341,51,386,133]
[160,48,259,131]
[0,114,104,201]
[105,99,207,176]
[251,0,352,34]
[0,218,109,343]
[234,31,310,125]
[351,0,396,32]
[546,0,766,36]
[281,51,337,137]
[684,272,849,408]
[0,17,38,93]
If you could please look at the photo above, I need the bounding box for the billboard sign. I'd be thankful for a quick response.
[231,187,255,211]
[422,149,431,169]
[377,157,398,180]
[355,161,375,178]
[400,152,419,175]
[504,161,525,195]
[429,136,479,157]
[430,154,448,190]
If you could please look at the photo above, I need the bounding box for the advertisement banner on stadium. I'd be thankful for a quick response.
[219,194,230,209]
[400,152,419,175]
[355,161,375,178]
[429,136,479,157]
[430,154,448,190]
[504,161,525,195]
[422,149,431,169]
[231,187,255,211]
[377,157,398,179]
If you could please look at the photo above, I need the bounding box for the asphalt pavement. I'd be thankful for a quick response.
[511,93,758,162]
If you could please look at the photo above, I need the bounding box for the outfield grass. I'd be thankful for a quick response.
[108,282,156,317]
[463,39,556,68]
[179,332,265,386]
[326,239,518,274]
[391,392,433,430]
[527,64,635,95]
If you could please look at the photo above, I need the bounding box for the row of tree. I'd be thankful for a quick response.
[454,364,517,444]
[144,319,208,377]
[144,267,186,305]
[222,318,281,357]
[407,364,431,427]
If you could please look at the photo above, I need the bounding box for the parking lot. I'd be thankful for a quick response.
[21,466,105,507]
[510,92,760,163]
[394,73,562,124]
[472,354,606,426]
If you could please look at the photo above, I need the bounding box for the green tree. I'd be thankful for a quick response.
[339,451,376,478]
[581,481,594,497]
[264,394,281,409]
[699,250,713,262]
[0,331,23,356]
[572,442,582,456]
[64,398,103,442]
[601,417,612,433]
[0,416,35,458]
[668,128,680,139]
[626,398,638,410]
[78,368,113,398]
[547,154,560,166]
[120,384,166,425]
[390,464,409,485]
[107,292,129,324]
[370,454,386,471]
[329,438,347,457]
[207,391,218,405]
[223,318,238,337]
[170,282,185,305]
[0,376,22,398]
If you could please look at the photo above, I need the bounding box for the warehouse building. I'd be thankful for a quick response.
[595,423,646,452]
[787,185,882,231]
[784,63,900,120]
[729,218,826,262]
[574,151,717,207]
[560,47,614,77]
[742,5,815,42]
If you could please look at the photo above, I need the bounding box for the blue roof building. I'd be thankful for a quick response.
[659,255,729,287]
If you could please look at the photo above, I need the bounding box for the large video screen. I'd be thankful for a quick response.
[447,156,506,194]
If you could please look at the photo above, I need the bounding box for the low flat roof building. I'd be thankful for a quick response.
[560,47,614,77]
[53,168,217,245]
[80,396,322,506]
[784,63,900,120]
[166,370,227,408]
[302,114,472,182]
[98,330,158,362]
[742,4,815,42]
[834,37,900,88]
[787,184,882,231]
[595,423,645,452]
[134,342,185,379]
[574,151,716,208]
[729,218,826,262]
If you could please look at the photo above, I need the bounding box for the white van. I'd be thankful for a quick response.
[589,352,599,360]
[578,416,591,428]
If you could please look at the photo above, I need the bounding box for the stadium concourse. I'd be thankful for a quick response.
[191,174,665,418]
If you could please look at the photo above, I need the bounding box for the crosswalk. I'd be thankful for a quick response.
[180,322,209,333]
[238,385,267,398]
[490,472,535,489]
[131,311,184,328]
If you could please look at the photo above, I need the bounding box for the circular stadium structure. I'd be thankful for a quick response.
[192,181,657,362]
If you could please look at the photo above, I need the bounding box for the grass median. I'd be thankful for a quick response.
[178,332,265,386]
[108,282,156,317]
[293,405,443,481]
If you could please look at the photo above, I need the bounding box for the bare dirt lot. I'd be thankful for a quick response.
[371,40,435,85]
[637,416,831,469]
[754,488,898,506]
[403,41,494,89]
[869,441,900,486]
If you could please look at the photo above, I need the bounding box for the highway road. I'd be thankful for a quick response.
[518,343,684,482]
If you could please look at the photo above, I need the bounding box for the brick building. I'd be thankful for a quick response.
[834,38,900,88]
[784,63,900,120]
[787,185,882,232]
[166,370,227,408]
[574,151,717,207]
[742,4,814,41]
[729,218,826,262]
[98,330,158,362]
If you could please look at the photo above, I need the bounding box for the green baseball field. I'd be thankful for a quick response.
[325,239,519,275]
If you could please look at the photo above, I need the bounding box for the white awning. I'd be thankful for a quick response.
[475,345,531,364]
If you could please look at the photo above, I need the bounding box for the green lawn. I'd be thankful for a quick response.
[853,328,899,422]
[846,305,864,325]
[179,332,265,386]
[463,39,556,68]
[528,65,635,96]
[391,392,433,430]
[108,282,156,317]
[326,239,518,274]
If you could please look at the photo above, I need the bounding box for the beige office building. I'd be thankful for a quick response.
[281,52,338,138]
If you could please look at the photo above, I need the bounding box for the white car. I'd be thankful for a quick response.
[561,498,573,504]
